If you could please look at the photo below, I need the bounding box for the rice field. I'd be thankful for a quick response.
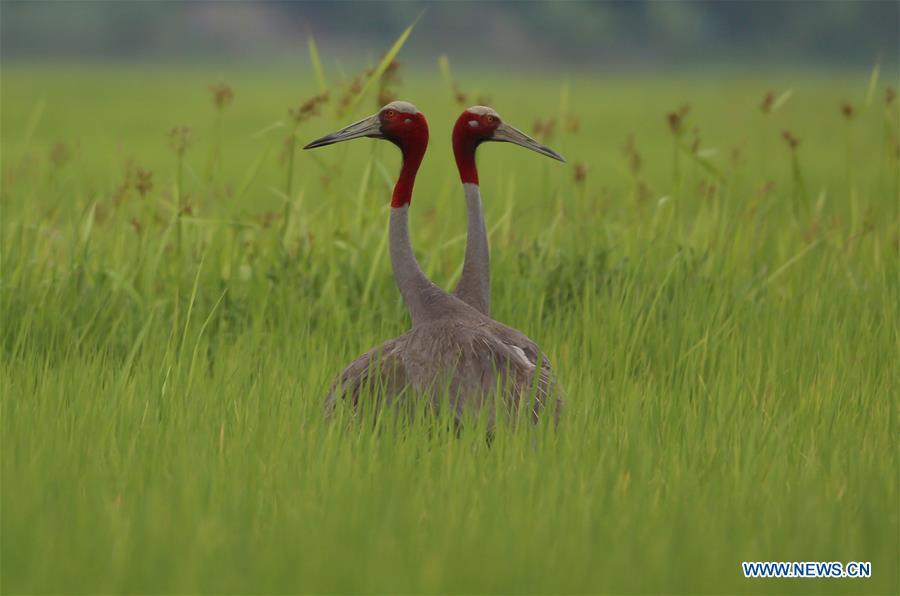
[1,62,898,594]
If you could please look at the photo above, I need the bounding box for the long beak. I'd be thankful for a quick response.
[303,114,383,150]
[492,122,566,162]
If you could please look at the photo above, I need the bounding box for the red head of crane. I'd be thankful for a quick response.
[304,100,428,208]
[452,105,565,185]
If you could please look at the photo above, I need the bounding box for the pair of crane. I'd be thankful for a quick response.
[304,101,565,426]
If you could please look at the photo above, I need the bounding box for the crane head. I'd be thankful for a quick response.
[452,106,564,184]
[303,101,428,154]
[453,106,565,162]
[304,101,429,208]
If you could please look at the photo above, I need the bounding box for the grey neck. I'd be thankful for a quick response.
[390,206,452,327]
[452,183,491,316]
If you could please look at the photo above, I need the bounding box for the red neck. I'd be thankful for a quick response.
[452,115,479,185]
[390,113,429,208]
[391,145,425,208]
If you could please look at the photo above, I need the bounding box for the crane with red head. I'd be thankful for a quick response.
[304,101,562,426]
[451,106,564,316]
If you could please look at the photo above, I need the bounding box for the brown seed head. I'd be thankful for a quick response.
[760,90,775,114]
[209,82,234,110]
[781,129,799,150]
[886,87,896,106]
[666,112,681,135]
[623,134,642,176]
[337,69,365,113]
[169,126,193,156]
[666,104,690,135]
[637,181,653,204]
[49,142,71,168]
[135,167,153,197]
[532,118,557,142]
[690,127,701,154]
[289,92,329,125]
[452,83,468,106]
[258,211,282,229]
[279,136,293,164]
[573,161,587,186]
[839,101,854,120]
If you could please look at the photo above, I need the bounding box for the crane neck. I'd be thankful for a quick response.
[452,133,479,185]
[453,183,490,315]
[389,206,450,327]
[391,132,427,208]
[388,132,475,327]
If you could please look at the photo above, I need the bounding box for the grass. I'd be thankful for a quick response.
[1,63,898,594]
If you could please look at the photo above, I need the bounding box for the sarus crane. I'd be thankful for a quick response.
[304,101,564,426]
[451,106,565,316]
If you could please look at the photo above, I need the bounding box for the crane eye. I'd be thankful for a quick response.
[486,115,496,123]
[385,109,396,118]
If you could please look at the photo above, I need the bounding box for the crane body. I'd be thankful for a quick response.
[304,101,563,426]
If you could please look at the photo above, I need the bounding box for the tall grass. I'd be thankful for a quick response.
[1,64,898,594]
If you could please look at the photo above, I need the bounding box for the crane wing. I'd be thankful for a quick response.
[484,322,563,425]
[324,334,411,418]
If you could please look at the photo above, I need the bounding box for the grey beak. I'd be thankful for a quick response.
[491,122,566,162]
[303,114,383,150]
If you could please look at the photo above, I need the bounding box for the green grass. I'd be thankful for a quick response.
[2,64,898,594]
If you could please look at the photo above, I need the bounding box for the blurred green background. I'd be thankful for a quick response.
[2,0,898,70]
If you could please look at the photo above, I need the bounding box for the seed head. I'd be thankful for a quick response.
[532,118,557,142]
[666,104,690,135]
[760,90,775,114]
[209,82,234,111]
[289,92,329,126]
[49,142,71,168]
[690,127,701,154]
[452,84,468,106]
[781,129,799,150]
[886,87,896,107]
[112,160,134,205]
[337,69,365,114]
[135,167,153,197]
[622,134,642,176]
[169,126,193,156]
[573,161,587,186]
[839,101,854,120]
[637,181,653,204]
[258,211,282,229]
[699,180,718,198]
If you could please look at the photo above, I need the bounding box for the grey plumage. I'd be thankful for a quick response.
[324,207,562,428]
[324,296,561,426]
[452,183,491,316]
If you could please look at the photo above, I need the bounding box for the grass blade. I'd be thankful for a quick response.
[308,35,329,94]
[865,61,880,107]
[771,89,793,112]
